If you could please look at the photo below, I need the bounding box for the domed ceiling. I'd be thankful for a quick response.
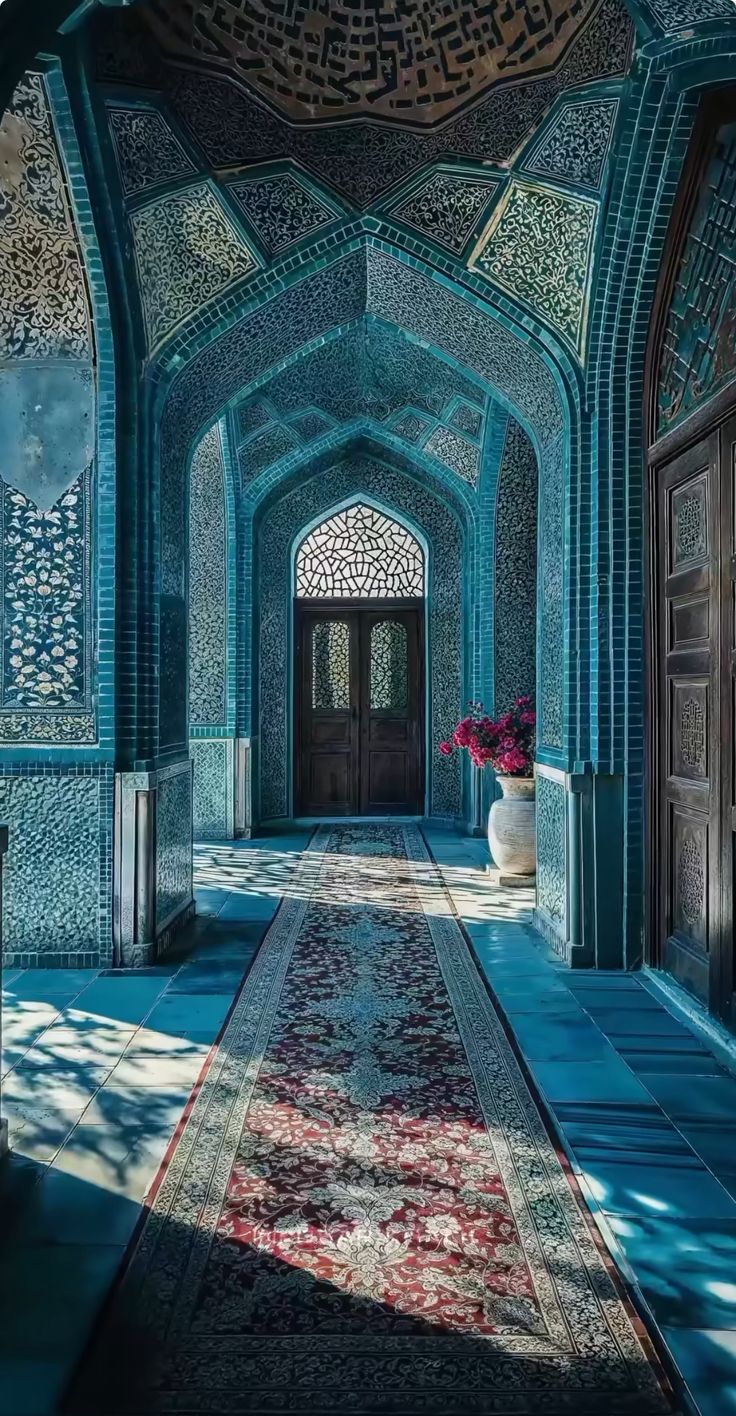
[143,0,597,128]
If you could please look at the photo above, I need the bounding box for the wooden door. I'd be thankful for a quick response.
[297,610,359,816]
[296,603,423,817]
[654,434,720,1005]
[360,610,422,815]
[719,414,736,1022]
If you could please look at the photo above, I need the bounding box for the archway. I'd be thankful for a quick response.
[292,500,426,818]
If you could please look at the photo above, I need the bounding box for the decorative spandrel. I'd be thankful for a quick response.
[311,621,350,711]
[296,504,424,599]
[370,621,408,710]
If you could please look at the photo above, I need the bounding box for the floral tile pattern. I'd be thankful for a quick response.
[469,179,598,354]
[72,825,673,1414]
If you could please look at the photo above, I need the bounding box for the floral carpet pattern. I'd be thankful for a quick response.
[71,826,673,1414]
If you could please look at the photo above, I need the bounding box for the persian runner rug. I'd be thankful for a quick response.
[70,825,674,1415]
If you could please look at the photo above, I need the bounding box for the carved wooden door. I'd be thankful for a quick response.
[718,414,736,1020]
[296,603,424,817]
[655,434,721,1006]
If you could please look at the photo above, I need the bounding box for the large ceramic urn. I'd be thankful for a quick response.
[487,776,536,877]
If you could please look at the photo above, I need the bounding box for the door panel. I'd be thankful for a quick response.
[296,603,423,817]
[656,435,719,1005]
[719,414,736,1022]
[298,613,358,816]
[360,612,421,815]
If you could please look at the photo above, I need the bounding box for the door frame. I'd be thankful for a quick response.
[293,597,426,819]
[644,90,736,1011]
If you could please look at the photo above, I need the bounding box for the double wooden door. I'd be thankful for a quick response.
[295,601,424,817]
[651,417,736,1020]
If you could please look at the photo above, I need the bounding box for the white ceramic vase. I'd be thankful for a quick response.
[487,776,536,876]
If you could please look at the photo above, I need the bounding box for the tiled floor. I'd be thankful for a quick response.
[1,823,736,1414]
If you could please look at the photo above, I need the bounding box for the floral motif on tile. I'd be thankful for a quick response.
[448,402,482,438]
[107,104,196,197]
[521,98,618,191]
[130,183,259,348]
[1,471,91,717]
[291,410,332,443]
[540,435,565,750]
[239,425,300,486]
[536,774,566,927]
[156,766,192,927]
[646,0,736,28]
[237,400,272,441]
[256,321,484,429]
[0,775,101,957]
[0,73,92,360]
[470,179,597,354]
[164,2,633,205]
[389,172,499,254]
[424,426,480,488]
[258,455,463,820]
[494,419,538,713]
[191,738,232,839]
[228,173,338,255]
[391,411,431,443]
[189,425,227,726]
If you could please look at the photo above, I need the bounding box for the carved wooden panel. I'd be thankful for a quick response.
[670,474,708,571]
[671,807,708,951]
[671,680,708,783]
[669,594,710,653]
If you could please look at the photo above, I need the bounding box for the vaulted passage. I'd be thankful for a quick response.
[4,2,736,1413]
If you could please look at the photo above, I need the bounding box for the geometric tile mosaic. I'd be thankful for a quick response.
[228,173,338,256]
[163,2,633,206]
[145,0,600,126]
[107,103,196,197]
[521,98,618,191]
[130,183,259,348]
[469,179,598,354]
[388,171,499,254]
[657,117,736,432]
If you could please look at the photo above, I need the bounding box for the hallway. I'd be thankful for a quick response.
[2,826,735,1413]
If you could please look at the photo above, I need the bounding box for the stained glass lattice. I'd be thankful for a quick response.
[311,621,350,710]
[370,621,408,710]
[296,504,424,599]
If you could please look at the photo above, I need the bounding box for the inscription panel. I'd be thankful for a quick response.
[671,680,708,784]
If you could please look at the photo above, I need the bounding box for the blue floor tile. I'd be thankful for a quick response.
[217,893,280,921]
[578,1156,736,1220]
[530,1059,655,1106]
[644,1074,736,1122]
[661,1326,736,1416]
[609,1216,736,1329]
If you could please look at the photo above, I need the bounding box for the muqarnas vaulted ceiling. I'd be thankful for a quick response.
[144,0,598,128]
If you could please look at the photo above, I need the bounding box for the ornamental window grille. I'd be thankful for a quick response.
[295,503,424,598]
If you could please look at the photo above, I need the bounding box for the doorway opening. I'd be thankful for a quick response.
[293,503,426,817]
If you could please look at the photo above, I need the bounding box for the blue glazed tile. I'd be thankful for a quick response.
[143,993,231,1039]
[644,1075,736,1123]
[8,1166,143,1248]
[68,976,170,1027]
[579,1157,736,1221]
[532,1059,656,1107]
[661,1327,736,1416]
[217,894,279,922]
[608,1216,736,1329]
[506,1012,616,1062]
[585,1008,693,1037]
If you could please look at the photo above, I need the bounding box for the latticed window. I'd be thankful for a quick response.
[295,503,424,598]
